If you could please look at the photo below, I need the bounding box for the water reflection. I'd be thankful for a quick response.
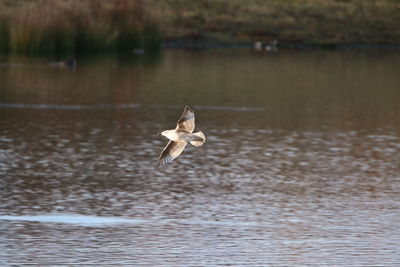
[1,49,400,266]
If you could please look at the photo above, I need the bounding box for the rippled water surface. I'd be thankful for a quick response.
[1,49,400,266]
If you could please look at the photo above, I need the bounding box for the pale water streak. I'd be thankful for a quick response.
[1,49,400,266]
[0,214,144,226]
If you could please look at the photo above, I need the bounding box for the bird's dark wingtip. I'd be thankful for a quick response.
[183,105,193,112]
[156,155,174,167]
[178,105,195,123]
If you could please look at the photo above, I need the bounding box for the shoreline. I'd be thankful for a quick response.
[162,41,400,50]
[1,41,400,58]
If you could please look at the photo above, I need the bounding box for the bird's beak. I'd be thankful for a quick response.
[157,132,162,136]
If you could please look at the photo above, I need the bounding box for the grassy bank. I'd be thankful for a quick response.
[0,0,161,53]
[0,0,399,54]
[157,0,400,46]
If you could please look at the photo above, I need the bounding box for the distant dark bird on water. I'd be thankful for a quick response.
[158,105,206,165]
[49,59,76,68]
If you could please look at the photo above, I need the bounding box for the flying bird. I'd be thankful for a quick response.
[158,105,206,165]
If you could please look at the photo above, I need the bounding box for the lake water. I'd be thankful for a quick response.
[1,49,400,266]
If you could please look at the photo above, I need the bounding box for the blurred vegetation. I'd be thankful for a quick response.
[157,0,400,46]
[0,0,399,54]
[0,0,161,54]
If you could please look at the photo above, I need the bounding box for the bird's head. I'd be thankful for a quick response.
[159,130,174,139]
[158,130,168,137]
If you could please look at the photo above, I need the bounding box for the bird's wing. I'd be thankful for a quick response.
[176,105,195,133]
[158,140,187,165]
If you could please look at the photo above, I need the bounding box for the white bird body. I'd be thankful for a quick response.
[161,130,203,143]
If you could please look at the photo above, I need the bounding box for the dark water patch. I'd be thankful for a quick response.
[0,103,141,110]
[0,102,264,112]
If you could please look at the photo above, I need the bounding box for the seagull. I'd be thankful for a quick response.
[158,105,206,165]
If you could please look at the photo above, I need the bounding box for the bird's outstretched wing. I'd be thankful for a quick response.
[176,105,195,133]
[158,140,187,165]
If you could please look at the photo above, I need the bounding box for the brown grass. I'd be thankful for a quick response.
[0,0,161,53]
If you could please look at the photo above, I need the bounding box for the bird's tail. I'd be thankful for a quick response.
[190,131,206,147]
